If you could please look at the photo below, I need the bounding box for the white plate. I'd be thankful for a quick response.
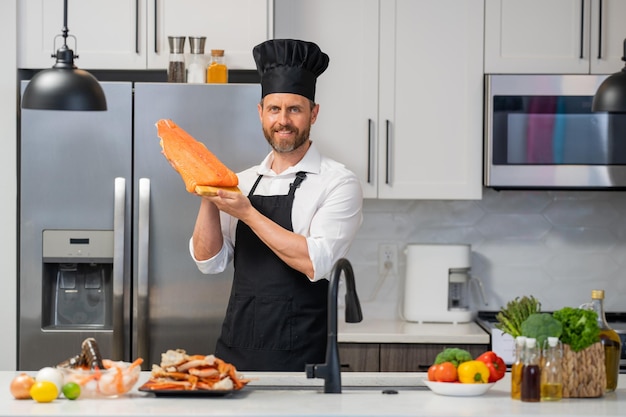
[422,379,495,397]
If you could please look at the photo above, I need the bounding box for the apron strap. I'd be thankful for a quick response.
[288,171,307,197]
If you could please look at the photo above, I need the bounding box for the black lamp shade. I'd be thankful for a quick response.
[22,67,107,111]
[592,38,626,113]
[592,68,626,113]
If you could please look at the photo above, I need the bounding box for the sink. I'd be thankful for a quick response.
[244,372,428,392]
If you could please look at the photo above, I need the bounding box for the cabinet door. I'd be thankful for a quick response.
[147,0,272,71]
[589,0,626,74]
[380,344,488,372]
[18,0,147,69]
[378,0,483,199]
[274,0,379,198]
[338,343,380,372]
[484,0,591,74]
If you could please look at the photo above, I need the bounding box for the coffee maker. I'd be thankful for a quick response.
[403,244,484,324]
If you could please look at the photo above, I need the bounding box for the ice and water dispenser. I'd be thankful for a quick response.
[42,230,114,329]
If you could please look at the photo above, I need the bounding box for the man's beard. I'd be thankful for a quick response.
[263,123,310,153]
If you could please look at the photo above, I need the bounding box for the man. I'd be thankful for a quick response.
[189,39,363,371]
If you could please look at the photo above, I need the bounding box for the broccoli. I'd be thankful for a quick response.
[520,313,563,346]
[434,348,473,367]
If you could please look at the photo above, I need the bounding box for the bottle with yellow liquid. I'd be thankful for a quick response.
[540,337,562,401]
[510,335,526,400]
[591,289,621,392]
[207,49,228,83]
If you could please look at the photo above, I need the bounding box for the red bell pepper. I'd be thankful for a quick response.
[476,351,506,382]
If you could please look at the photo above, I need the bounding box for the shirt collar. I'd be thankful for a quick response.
[257,141,322,176]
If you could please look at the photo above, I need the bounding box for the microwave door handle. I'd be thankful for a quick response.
[136,178,151,368]
[112,177,126,361]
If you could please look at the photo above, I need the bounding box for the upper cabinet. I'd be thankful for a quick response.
[274,0,483,200]
[485,0,626,74]
[17,0,273,70]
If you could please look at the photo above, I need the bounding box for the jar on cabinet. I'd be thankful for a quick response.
[187,36,207,83]
[207,49,228,83]
[167,36,186,83]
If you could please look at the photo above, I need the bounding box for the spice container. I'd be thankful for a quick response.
[510,335,526,400]
[207,49,228,83]
[521,337,540,402]
[167,36,186,83]
[540,337,563,401]
[187,36,207,83]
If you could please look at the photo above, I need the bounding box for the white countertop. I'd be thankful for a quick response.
[338,318,489,344]
[3,371,626,417]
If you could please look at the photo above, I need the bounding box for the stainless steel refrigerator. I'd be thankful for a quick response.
[19,82,268,370]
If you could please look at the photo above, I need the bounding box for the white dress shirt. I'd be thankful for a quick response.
[189,142,363,281]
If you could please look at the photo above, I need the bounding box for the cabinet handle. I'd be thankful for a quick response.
[597,0,603,59]
[385,120,392,185]
[135,0,139,54]
[154,0,158,53]
[579,0,585,59]
[367,119,374,184]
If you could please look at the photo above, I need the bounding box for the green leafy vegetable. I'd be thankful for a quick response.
[495,295,542,337]
[434,348,473,367]
[520,313,563,346]
[552,307,600,352]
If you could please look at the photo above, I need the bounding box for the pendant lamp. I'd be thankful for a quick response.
[592,39,626,113]
[21,0,107,111]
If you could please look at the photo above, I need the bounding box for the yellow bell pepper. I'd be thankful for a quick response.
[457,360,490,384]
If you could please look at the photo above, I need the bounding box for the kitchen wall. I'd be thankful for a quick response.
[347,189,626,320]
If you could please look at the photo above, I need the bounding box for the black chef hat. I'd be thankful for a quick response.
[253,39,329,101]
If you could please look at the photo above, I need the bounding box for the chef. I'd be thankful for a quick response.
[189,39,363,371]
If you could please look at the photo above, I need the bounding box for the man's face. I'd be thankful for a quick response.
[258,93,319,153]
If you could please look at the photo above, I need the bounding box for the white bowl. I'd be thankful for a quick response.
[423,379,495,397]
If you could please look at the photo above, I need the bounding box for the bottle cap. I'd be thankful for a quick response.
[547,337,559,347]
[168,36,186,54]
[525,338,536,348]
[211,49,225,57]
[515,336,527,346]
[591,289,605,300]
[189,37,206,54]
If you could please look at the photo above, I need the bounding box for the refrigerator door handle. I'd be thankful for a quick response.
[113,177,126,360]
[136,178,151,366]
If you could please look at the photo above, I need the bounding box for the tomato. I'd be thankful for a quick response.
[476,351,506,382]
[434,361,458,382]
[62,382,81,400]
[30,381,58,403]
[427,364,437,381]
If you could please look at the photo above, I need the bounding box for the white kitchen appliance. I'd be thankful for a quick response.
[403,244,479,324]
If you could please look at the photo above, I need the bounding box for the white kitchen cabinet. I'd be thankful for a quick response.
[275,0,483,200]
[17,0,272,70]
[485,0,626,74]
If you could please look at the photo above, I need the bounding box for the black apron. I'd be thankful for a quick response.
[215,171,329,371]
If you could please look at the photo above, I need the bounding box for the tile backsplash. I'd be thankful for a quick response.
[346,188,626,320]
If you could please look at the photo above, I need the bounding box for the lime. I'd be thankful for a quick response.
[30,381,58,403]
[62,382,81,400]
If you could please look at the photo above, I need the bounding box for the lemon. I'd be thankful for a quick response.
[30,381,58,403]
[62,382,81,400]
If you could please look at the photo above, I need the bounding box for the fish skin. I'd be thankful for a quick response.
[157,119,239,193]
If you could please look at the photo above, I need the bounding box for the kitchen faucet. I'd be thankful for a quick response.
[305,258,363,393]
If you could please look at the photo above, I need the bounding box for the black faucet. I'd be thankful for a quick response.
[305,258,363,393]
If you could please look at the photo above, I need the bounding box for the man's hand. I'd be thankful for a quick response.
[203,189,255,223]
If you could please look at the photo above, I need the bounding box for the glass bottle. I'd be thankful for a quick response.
[167,36,186,83]
[591,289,621,392]
[521,337,541,402]
[510,335,526,400]
[540,337,562,401]
[207,49,228,83]
[187,36,207,83]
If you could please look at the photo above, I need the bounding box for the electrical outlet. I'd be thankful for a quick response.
[378,244,398,275]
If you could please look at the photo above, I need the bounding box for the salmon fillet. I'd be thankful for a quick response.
[156,119,240,195]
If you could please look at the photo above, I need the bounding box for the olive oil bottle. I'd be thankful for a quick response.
[591,289,622,392]
[511,336,526,400]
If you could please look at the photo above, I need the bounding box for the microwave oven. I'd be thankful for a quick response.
[484,74,626,189]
